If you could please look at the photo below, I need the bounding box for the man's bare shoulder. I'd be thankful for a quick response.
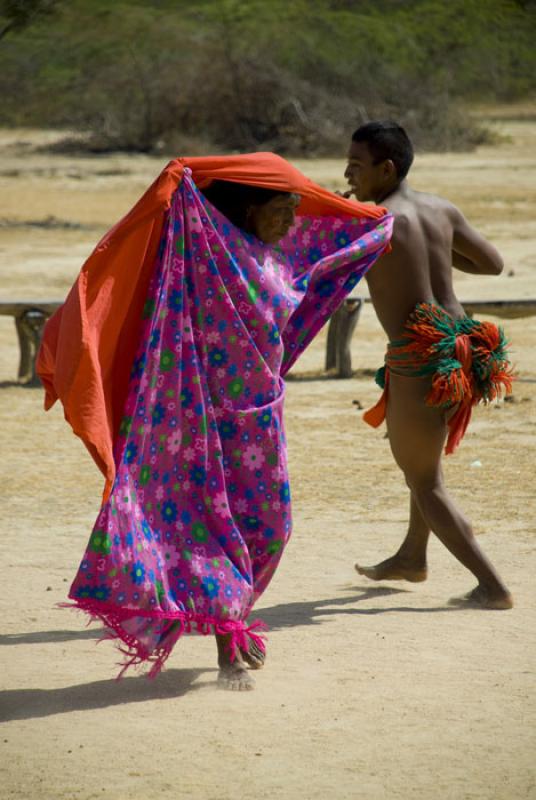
[388,188,457,214]
[419,191,465,222]
[384,188,460,245]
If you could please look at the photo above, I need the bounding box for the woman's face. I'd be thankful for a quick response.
[247,193,301,244]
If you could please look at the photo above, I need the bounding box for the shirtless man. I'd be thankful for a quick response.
[344,120,513,609]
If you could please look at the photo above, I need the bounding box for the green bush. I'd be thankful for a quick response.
[0,0,534,153]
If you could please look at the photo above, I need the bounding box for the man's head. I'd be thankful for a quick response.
[345,121,414,202]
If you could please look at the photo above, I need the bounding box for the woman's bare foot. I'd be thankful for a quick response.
[240,637,266,670]
[448,584,514,610]
[218,658,256,691]
[355,554,427,583]
[216,632,255,690]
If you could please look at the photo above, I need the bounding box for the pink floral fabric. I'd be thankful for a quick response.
[69,171,392,675]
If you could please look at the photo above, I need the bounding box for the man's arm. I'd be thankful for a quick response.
[449,205,503,275]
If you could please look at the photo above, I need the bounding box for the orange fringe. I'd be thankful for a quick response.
[426,368,472,409]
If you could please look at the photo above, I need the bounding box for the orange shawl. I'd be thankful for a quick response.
[37,152,387,500]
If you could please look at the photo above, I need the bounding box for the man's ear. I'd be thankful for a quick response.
[382,159,397,180]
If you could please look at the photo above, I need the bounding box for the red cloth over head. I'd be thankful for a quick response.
[37,152,387,501]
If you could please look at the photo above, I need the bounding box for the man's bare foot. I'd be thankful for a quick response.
[355,554,427,583]
[218,659,255,691]
[448,585,514,610]
[240,637,266,670]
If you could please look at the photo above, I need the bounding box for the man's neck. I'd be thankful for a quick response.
[375,178,409,205]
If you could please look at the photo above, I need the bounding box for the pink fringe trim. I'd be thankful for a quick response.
[60,599,267,680]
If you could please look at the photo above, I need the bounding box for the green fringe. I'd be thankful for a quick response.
[375,365,386,389]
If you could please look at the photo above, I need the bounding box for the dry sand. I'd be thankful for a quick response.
[1,118,535,800]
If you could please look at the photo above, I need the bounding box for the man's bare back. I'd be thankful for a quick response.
[343,121,512,609]
[364,185,502,340]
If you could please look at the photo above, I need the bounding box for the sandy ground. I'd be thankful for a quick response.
[1,118,535,800]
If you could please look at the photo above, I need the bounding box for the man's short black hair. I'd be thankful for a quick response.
[351,121,414,179]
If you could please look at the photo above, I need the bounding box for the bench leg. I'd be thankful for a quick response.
[325,298,363,378]
[15,310,47,385]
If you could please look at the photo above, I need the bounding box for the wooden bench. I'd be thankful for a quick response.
[460,299,536,320]
[0,301,61,385]
[326,297,536,378]
[1,297,535,385]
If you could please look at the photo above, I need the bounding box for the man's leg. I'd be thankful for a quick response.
[359,373,512,608]
[356,493,430,581]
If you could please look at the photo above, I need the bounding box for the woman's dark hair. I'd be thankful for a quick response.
[352,121,414,179]
[201,180,289,230]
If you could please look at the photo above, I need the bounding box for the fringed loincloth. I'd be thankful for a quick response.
[363,303,514,454]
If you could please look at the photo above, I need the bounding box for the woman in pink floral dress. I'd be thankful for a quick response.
[38,153,392,689]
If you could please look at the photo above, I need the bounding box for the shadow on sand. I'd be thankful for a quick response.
[0,628,101,646]
[0,584,457,650]
[257,584,459,631]
[0,667,209,722]
[0,380,33,389]
[1,584,460,721]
